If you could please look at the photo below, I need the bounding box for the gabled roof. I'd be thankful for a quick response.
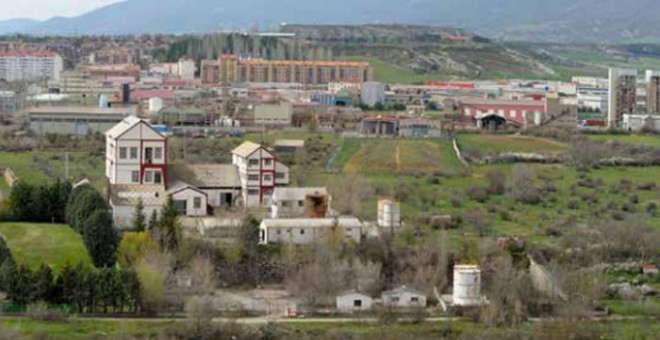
[168,164,241,188]
[232,141,263,158]
[105,116,165,140]
[382,285,426,297]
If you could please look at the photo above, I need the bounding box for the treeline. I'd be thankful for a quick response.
[4,180,72,223]
[0,242,139,313]
[165,34,333,65]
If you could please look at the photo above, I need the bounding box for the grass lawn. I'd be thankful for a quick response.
[0,319,177,339]
[331,138,464,175]
[586,134,660,147]
[457,134,567,155]
[0,223,92,272]
[0,151,106,190]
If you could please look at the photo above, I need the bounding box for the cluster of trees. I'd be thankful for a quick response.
[0,239,139,313]
[65,185,119,268]
[5,180,72,223]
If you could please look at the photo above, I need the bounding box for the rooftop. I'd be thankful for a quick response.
[168,164,241,188]
[29,106,134,116]
[232,141,263,158]
[260,217,363,229]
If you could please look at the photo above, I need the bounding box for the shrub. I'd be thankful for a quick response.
[467,186,489,203]
[621,203,637,213]
[646,202,658,216]
[629,195,639,205]
[567,200,580,210]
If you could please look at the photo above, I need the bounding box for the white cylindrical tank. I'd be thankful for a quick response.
[378,199,401,228]
[453,265,481,306]
[534,111,542,125]
[149,97,163,113]
[99,94,109,108]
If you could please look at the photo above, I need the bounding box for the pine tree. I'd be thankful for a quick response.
[66,185,107,233]
[6,264,34,305]
[132,198,146,232]
[33,264,54,303]
[83,210,119,268]
[148,210,159,231]
[8,181,34,221]
[159,196,181,252]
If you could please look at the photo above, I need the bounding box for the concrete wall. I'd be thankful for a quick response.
[336,293,373,312]
[381,291,427,308]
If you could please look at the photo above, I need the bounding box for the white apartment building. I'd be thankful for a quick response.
[232,141,289,208]
[0,51,63,82]
[271,187,331,219]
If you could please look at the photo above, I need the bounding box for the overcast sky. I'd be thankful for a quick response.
[0,0,123,21]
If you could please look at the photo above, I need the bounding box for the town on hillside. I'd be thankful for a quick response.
[0,28,658,340]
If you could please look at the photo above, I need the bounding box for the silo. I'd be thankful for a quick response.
[534,111,543,125]
[99,94,109,108]
[453,265,481,306]
[378,199,401,229]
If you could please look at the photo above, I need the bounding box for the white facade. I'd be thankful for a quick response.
[336,292,373,312]
[0,52,63,82]
[178,59,196,80]
[232,141,289,207]
[270,187,331,219]
[381,286,427,308]
[623,114,660,132]
[259,217,363,245]
[254,102,293,126]
[170,186,208,217]
[452,265,482,307]
[105,116,167,186]
[378,200,401,229]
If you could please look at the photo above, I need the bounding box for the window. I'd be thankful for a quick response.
[155,147,163,159]
[353,300,362,307]
[248,189,259,195]
[300,229,305,235]
[248,174,259,181]
[131,171,139,183]
[144,171,153,183]
[298,201,304,207]
[276,173,285,179]
[119,147,127,159]
[411,297,419,303]
[249,159,259,167]
[194,197,202,209]
[154,171,162,184]
[509,110,517,118]
[264,159,272,166]
[390,296,400,303]
[130,147,138,159]
[263,174,272,182]
[276,229,281,235]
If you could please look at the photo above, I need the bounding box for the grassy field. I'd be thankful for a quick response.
[586,134,660,147]
[331,138,464,175]
[457,134,567,154]
[340,56,447,84]
[0,151,106,190]
[0,318,657,339]
[0,223,92,272]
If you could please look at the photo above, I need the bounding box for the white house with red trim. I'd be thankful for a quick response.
[232,141,289,208]
[106,116,208,228]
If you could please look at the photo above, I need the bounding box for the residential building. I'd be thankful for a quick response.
[646,70,660,114]
[29,106,136,136]
[270,187,331,219]
[81,64,141,79]
[381,286,427,308]
[202,54,372,85]
[0,91,18,113]
[259,217,363,245]
[336,291,373,312]
[0,51,63,82]
[361,82,386,107]
[232,141,289,207]
[168,164,242,208]
[149,58,196,80]
[608,68,637,129]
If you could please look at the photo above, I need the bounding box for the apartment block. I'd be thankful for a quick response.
[0,51,63,82]
[608,68,637,129]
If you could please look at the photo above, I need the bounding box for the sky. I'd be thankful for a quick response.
[0,0,123,21]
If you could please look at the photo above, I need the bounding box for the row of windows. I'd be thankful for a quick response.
[274,227,353,236]
[464,108,542,119]
[248,159,273,166]
[130,170,163,184]
[119,147,163,161]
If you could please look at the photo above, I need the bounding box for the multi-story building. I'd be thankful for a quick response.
[149,58,196,80]
[645,70,660,114]
[0,51,63,82]
[231,141,289,207]
[361,82,386,107]
[608,68,637,129]
[202,54,372,85]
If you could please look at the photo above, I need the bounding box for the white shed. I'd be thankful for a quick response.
[381,286,427,308]
[336,290,373,312]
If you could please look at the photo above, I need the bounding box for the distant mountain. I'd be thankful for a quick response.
[0,18,41,34]
[0,0,659,43]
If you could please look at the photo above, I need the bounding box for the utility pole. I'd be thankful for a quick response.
[65,152,69,179]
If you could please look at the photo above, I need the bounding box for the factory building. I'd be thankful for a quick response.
[29,106,136,136]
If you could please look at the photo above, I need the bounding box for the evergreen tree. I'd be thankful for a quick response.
[66,185,107,233]
[0,237,13,267]
[148,210,159,231]
[8,181,34,221]
[33,264,54,303]
[6,264,34,305]
[159,196,181,252]
[132,198,146,232]
[83,210,119,268]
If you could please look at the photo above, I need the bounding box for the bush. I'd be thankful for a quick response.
[621,203,637,213]
[646,202,658,216]
[26,302,68,322]
[567,200,580,210]
[629,195,639,205]
[467,186,489,203]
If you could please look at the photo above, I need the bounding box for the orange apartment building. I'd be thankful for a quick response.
[201,54,371,85]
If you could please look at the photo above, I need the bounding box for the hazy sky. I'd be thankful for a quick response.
[0,0,123,21]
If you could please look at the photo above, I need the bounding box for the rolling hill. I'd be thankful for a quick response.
[0,0,659,43]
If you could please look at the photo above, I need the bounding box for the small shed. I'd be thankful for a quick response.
[381,285,427,308]
[336,290,373,312]
[274,139,305,153]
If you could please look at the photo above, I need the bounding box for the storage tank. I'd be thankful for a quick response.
[378,199,401,228]
[534,111,543,126]
[149,97,163,113]
[453,265,481,306]
[98,94,109,108]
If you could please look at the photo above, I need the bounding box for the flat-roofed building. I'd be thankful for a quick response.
[608,68,638,129]
[0,51,63,82]
[259,217,363,245]
[29,106,137,136]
